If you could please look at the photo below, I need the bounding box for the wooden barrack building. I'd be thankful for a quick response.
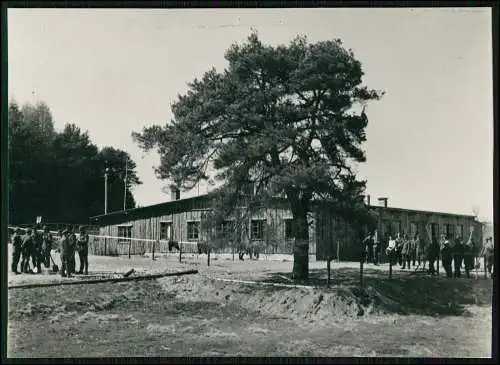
[89,188,482,261]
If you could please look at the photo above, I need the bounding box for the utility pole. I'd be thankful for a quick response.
[104,167,109,214]
[123,158,128,211]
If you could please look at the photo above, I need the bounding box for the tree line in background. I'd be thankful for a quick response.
[8,100,142,225]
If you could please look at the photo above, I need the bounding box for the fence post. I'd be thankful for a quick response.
[484,256,487,279]
[179,242,182,263]
[104,238,107,256]
[152,240,157,261]
[128,239,132,259]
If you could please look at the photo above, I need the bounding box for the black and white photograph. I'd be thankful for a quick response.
[5,6,495,358]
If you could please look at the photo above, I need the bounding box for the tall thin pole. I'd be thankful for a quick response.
[104,168,109,214]
[123,158,128,211]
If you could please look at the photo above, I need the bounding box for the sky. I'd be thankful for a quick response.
[8,8,494,221]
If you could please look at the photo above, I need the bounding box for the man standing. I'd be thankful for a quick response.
[441,235,453,277]
[68,228,77,275]
[410,234,417,267]
[42,226,53,268]
[395,233,403,266]
[59,229,74,277]
[362,231,373,264]
[11,228,23,274]
[481,237,494,277]
[32,226,43,274]
[427,235,440,275]
[386,235,397,266]
[401,234,411,270]
[21,228,34,273]
[453,235,465,278]
[77,226,89,275]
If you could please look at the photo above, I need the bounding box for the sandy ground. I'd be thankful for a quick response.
[7,247,493,358]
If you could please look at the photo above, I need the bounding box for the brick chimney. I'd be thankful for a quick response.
[170,186,180,201]
[378,197,388,208]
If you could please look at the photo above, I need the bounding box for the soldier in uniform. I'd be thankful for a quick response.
[32,226,43,274]
[59,229,74,277]
[21,228,34,273]
[42,226,53,268]
[481,237,494,277]
[441,234,453,277]
[401,234,411,270]
[68,228,77,275]
[362,231,373,264]
[395,233,403,266]
[11,228,23,274]
[77,226,89,275]
[410,233,417,267]
[427,235,440,275]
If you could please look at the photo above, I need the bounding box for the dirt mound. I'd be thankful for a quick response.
[158,275,366,321]
[157,272,493,321]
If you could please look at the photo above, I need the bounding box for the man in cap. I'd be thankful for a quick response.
[11,228,23,274]
[21,228,35,273]
[42,226,54,268]
[59,229,74,277]
[76,226,89,275]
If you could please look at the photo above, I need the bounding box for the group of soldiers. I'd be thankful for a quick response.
[363,230,495,278]
[10,225,90,277]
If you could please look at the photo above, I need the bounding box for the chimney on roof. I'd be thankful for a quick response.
[366,195,371,206]
[378,197,388,208]
[170,186,180,201]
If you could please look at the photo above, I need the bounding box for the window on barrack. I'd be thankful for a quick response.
[117,225,132,243]
[251,219,265,240]
[160,222,172,241]
[187,221,199,241]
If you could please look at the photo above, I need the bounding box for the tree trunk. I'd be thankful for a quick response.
[292,211,309,281]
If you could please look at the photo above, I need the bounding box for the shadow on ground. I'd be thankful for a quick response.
[255,267,493,317]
